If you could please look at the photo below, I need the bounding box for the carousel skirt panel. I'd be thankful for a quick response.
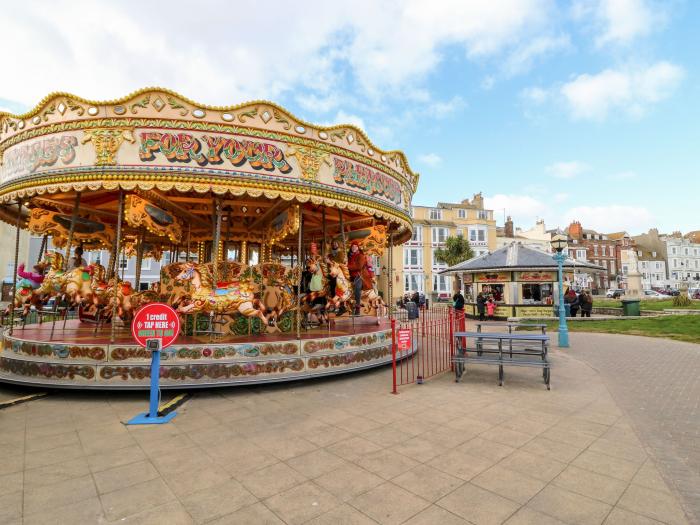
[0,318,399,389]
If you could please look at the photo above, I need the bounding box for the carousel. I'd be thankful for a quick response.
[0,88,418,389]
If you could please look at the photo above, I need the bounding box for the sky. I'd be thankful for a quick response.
[1,0,697,235]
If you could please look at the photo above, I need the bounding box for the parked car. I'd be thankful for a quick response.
[688,288,700,300]
[643,289,666,298]
[606,288,625,298]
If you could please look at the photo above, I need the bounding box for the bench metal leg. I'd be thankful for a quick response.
[543,365,550,390]
[498,364,504,386]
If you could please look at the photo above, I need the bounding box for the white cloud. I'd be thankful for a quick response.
[520,86,549,105]
[554,192,570,203]
[426,96,466,118]
[0,0,556,108]
[418,153,442,166]
[573,0,666,47]
[546,161,589,179]
[560,62,684,120]
[503,34,571,75]
[563,205,654,232]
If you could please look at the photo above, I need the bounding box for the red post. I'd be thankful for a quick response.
[391,318,398,394]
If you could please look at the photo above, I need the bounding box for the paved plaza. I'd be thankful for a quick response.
[0,334,696,524]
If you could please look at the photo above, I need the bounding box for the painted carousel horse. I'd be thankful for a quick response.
[173,262,269,325]
[260,263,295,326]
[28,251,108,306]
[326,259,352,313]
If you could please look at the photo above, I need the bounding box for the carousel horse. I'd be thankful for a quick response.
[173,262,269,324]
[29,251,108,307]
[326,259,352,313]
[260,262,295,326]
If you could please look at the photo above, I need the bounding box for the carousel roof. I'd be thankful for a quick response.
[440,242,606,274]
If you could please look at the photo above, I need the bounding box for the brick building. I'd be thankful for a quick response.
[565,221,617,292]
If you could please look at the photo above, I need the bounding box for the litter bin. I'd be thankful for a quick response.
[621,299,641,317]
[405,301,419,320]
[553,304,571,317]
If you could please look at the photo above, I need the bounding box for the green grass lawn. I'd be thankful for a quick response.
[592,298,700,311]
[529,315,700,344]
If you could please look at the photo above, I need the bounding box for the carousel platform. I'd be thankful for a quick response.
[0,316,397,389]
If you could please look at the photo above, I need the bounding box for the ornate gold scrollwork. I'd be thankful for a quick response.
[286,145,331,182]
[81,128,135,166]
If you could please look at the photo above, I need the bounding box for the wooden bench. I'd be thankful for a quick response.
[453,331,550,389]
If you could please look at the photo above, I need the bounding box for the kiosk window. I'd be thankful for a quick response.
[481,284,504,302]
[522,283,552,303]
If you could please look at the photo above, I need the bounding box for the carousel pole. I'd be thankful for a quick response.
[211,199,222,285]
[186,224,191,263]
[338,209,347,262]
[9,201,23,336]
[64,192,81,271]
[110,191,124,344]
[135,228,145,292]
[322,208,327,257]
[296,206,303,340]
[37,234,48,264]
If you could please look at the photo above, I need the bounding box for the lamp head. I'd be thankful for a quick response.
[551,232,568,253]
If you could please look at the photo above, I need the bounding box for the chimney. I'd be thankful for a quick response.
[504,216,514,238]
[568,221,583,239]
[472,192,484,209]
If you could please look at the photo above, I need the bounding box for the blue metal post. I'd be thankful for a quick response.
[554,251,570,348]
[148,349,161,418]
[127,339,177,425]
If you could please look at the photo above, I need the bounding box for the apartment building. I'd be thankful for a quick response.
[565,221,617,292]
[385,193,497,301]
[496,217,552,252]
[664,232,700,287]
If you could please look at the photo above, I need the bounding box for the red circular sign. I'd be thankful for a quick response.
[131,303,181,349]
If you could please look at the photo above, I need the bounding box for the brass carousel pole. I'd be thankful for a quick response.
[64,192,81,271]
[9,201,22,335]
[135,228,145,292]
[296,206,303,339]
[37,234,48,264]
[110,191,124,344]
[338,209,346,262]
[211,199,222,285]
[186,223,191,263]
[322,208,327,257]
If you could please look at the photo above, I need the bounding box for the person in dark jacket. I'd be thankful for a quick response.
[565,289,579,317]
[476,292,486,321]
[580,290,593,317]
[452,290,465,311]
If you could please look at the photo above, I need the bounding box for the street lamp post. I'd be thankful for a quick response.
[551,233,570,348]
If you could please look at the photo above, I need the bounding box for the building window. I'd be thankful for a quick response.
[685,248,689,255]
[429,208,442,220]
[432,249,447,269]
[403,248,422,267]
[431,227,449,244]
[410,226,422,243]
[477,210,489,220]
[456,228,464,238]
[601,246,606,256]
[655,262,661,270]
[432,275,451,293]
[610,261,616,274]
[576,249,587,260]
[404,273,424,293]
[457,209,466,219]
[593,245,598,256]
[141,258,152,271]
[672,247,677,255]
[119,256,129,270]
[522,283,552,304]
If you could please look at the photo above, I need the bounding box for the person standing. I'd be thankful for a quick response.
[452,290,465,312]
[580,290,593,317]
[476,292,486,321]
[486,296,496,320]
[347,241,370,316]
[565,288,579,317]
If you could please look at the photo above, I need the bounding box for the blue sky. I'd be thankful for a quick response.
[1,0,697,234]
